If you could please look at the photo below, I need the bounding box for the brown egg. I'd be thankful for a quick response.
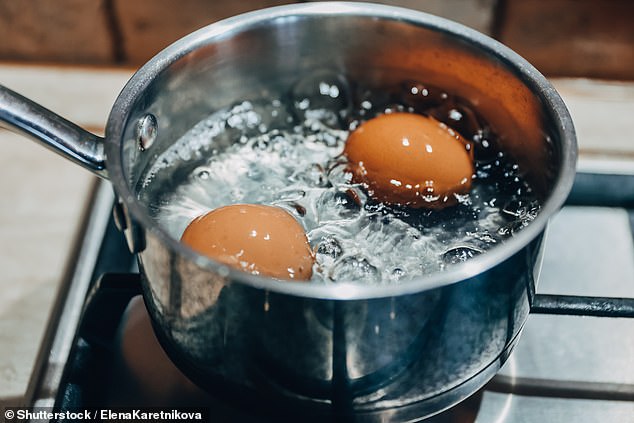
[181,204,314,281]
[344,112,474,208]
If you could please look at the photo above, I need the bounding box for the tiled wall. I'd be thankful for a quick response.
[0,0,632,79]
[496,0,634,80]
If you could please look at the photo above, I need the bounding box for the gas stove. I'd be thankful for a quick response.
[24,167,634,422]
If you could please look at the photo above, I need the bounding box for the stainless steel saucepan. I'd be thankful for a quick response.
[0,2,582,420]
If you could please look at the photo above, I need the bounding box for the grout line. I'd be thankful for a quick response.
[490,0,508,40]
[579,149,634,159]
[0,60,137,72]
[104,0,126,64]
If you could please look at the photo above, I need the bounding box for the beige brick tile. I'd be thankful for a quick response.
[553,78,634,157]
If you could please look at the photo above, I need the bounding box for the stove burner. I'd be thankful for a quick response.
[51,277,485,422]
[28,172,634,422]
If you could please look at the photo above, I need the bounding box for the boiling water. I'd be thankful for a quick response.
[140,72,541,284]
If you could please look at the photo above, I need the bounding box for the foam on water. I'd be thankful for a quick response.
[140,72,541,284]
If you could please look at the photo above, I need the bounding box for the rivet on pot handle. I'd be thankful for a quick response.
[136,114,158,151]
[0,85,108,179]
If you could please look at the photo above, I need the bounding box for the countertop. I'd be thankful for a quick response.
[0,64,132,406]
[0,63,632,406]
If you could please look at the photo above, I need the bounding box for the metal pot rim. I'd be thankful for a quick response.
[104,1,577,300]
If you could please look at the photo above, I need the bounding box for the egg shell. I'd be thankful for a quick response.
[181,204,314,281]
[344,112,474,208]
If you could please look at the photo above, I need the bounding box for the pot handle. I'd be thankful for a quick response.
[0,84,108,178]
